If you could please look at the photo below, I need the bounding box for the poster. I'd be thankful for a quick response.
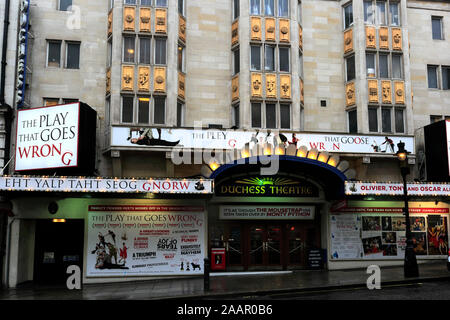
[330,213,449,260]
[87,205,206,277]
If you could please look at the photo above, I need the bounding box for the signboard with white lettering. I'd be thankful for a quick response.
[111,127,415,155]
[0,176,213,194]
[15,103,80,171]
[219,205,315,220]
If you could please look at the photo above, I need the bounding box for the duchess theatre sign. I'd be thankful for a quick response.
[15,103,96,172]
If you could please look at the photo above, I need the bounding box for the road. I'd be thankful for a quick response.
[227,279,450,300]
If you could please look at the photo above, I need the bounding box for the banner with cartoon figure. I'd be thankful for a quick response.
[87,205,206,276]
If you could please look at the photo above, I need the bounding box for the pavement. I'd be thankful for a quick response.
[1,261,449,300]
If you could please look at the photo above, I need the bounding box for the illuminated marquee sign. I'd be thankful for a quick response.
[216,175,319,197]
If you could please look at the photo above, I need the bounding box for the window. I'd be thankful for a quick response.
[382,108,392,132]
[233,0,240,19]
[369,108,378,132]
[432,16,443,40]
[395,108,404,133]
[141,0,151,6]
[155,0,167,7]
[178,0,184,15]
[346,55,355,81]
[364,0,374,24]
[298,51,303,78]
[47,41,61,67]
[376,1,386,25]
[266,103,276,129]
[177,102,186,127]
[265,45,275,71]
[344,3,353,29]
[298,1,302,24]
[155,38,167,65]
[107,40,113,68]
[44,98,60,106]
[66,42,80,69]
[379,54,389,78]
[279,47,290,72]
[265,0,274,16]
[427,65,438,89]
[154,97,166,124]
[140,38,151,64]
[430,115,442,123]
[138,97,150,124]
[392,54,402,78]
[122,96,134,123]
[389,2,400,26]
[178,45,185,72]
[252,103,262,128]
[63,98,78,104]
[348,109,357,133]
[59,0,72,11]
[109,0,115,11]
[233,48,240,75]
[123,37,135,63]
[251,46,261,71]
[232,104,240,127]
[280,104,291,129]
[366,53,376,77]
[442,66,450,90]
[250,0,261,15]
[125,0,136,4]
[278,0,289,17]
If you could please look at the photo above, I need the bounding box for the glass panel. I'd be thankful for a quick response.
[138,98,150,124]
[379,54,389,78]
[344,4,353,29]
[48,42,61,67]
[140,38,151,64]
[442,67,450,90]
[66,43,80,69]
[234,0,240,19]
[280,104,291,129]
[266,103,276,129]
[364,0,374,24]
[233,104,240,127]
[427,65,438,88]
[348,109,357,133]
[279,47,290,72]
[265,45,275,71]
[395,108,404,133]
[178,45,184,71]
[178,0,184,15]
[250,0,261,15]
[288,225,303,265]
[376,1,386,25]
[251,46,261,71]
[123,37,135,63]
[141,0,151,5]
[267,226,281,265]
[392,55,402,78]
[154,97,165,124]
[369,108,378,132]
[156,0,167,7]
[177,102,185,127]
[278,0,289,17]
[389,2,400,26]
[122,97,134,123]
[155,38,166,65]
[60,0,72,11]
[228,226,242,265]
[299,52,303,78]
[252,103,262,128]
[250,226,264,265]
[346,55,355,81]
[382,108,392,133]
[366,53,375,77]
[432,17,442,40]
[234,49,240,74]
[265,0,274,16]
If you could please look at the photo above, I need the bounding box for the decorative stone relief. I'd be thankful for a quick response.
[381,80,392,104]
[251,73,262,98]
[265,18,276,42]
[122,65,134,91]
[265,74,277,99]
[178,72,186,99]
[179,15,186,42]
[251,17,262,41]
[379,27,389,50]
[123,7,136,32]
[232,75,239,101]
[140,8,151,33]
[394,81,405,104]
[344,29,353,53]
[232,20,239,45]
[280,74,291,99]
[138,66,150,92]
[392,28,402,51]
[346,82,355,106]
[154,67,166,93]
[279,19,290,43]
[368,80,379,103]
[366,26,376,49]
[155,9,167,34]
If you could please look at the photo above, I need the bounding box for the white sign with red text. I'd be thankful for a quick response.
[345,181,450,196]
[111,127,415,154]
[87,206,206,276]
[220,205,315,220]
[0,176,213,194]
[15,103,80,171]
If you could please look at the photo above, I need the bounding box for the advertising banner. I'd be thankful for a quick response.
[111,126,415,154]
[15,103,80,171]
[220,205,315,220]
[345,181,450,196]
[0,176,213,194]
[87,205,206,277]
